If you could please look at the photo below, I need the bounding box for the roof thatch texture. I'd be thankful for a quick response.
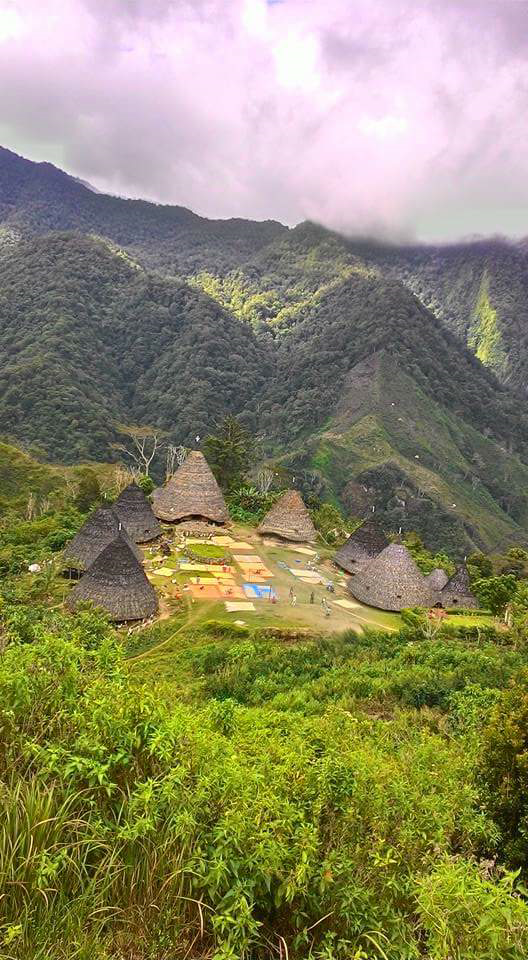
[152,451,229,524]
[426,568,449,592]
[440,564,478,609]
[113,482,161,542]
[334,518,389,573]
[62,507,141,571]
[258,490,316,542]
[65,534,158,622]
[349,543,432,611]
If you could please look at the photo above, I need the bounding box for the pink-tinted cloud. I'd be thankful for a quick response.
[1,0,527,240]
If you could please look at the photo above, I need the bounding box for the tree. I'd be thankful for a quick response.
[480,673,528,867]
[74,470,101,513]
[473,575,518,616]
[203,417,256,491]
[165,444,188,481]
[112,424,165,477]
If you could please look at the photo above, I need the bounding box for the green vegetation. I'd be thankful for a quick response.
[3,597,528,958]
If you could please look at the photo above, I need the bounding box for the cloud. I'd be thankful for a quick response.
[0,0,527,240]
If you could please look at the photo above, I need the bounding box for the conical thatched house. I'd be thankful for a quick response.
[63,507,141,572]
[334,518,389,574]
[258,490,316,542]
[113,482,161,543]
[349,543,432,611]
[440,564,478,609]
[65,534,158,621]
[426,568,449,592]
[152,451,229,524]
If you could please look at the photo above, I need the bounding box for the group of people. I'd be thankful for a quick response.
[289,586,332,616]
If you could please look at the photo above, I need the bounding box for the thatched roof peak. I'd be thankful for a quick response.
[152,451,228,524]
[440,564,478,609]
[349,543,432,611]
[63,506,141,571]
[65,533,158,622]
[426,568,449,592]
[334,517,389,573]
[113,482,161,543]
[258,489,316,542]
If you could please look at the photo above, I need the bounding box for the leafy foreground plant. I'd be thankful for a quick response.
[2,610,528,958]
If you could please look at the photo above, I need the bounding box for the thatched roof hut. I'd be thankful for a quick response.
[63,507,141,571]
[334,518,389,574]
[152,451,229,524]
[440,564,478,609]
[258,490,316,542]
[113,482,161,543]
[65,534,158,621]
[349,543,432,611]
[426,568,449,592]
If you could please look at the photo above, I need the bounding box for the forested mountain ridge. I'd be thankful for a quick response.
[0,145,286,274]
[0,233,271,461]
[1,146,528,553]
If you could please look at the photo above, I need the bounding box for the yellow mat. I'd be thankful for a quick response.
[154,567,175,577]
[234,554,263,564]
[225,601,255,612]
[290,569,319,578]
[289,546,317,556]
[229,541,253,550]
[209,567,235,577]
[211,536,235,545]
[333,598,361,609]
[179,563,216,572]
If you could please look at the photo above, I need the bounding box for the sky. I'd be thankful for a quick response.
[1,0,527,241]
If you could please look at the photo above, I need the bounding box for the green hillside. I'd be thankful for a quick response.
[1,148,528,554]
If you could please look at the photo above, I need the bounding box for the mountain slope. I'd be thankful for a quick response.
[0,145,286,274]
[0,233,270,461]
[278,352,528,554]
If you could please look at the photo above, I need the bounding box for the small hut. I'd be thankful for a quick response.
[349,543,432,611]
[152,451,229,524]
[258,490,316,542]
[334,518,389,574]
[440,564,478,609]
[65,534,158,621]
[63,507,141,572]
[426,568,449,593]
[113,482,161,543]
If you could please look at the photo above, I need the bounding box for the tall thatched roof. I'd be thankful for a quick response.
[152,451,229,524]
[334,518,389,574]
[349,543,432,611]
[426,568,449,592]
[440,564,478,609]
[65,534,158,621]
[63,507,141,571]
[258,490,316,542]
[113,482,161,543]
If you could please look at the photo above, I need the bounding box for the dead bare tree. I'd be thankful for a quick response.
[255,467,275,494]
[165,444,188,481]
[112,424,165,477]
[25,492,36,521]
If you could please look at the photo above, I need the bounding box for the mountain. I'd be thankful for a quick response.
[1,145,528,554]
[0,145,286,274]
[0,232,270,462]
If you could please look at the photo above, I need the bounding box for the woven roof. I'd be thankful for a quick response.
[426,568,449,592]
[65,534,158,621]
[63,506,141,571]
[440,564,478,608]
[113,482,161,542]
[258,490,316,542]
[152,451,229,523]
[349,543,432,611]
[334,518,389,574]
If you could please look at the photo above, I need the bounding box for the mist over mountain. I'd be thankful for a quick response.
[1,145,528,555]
